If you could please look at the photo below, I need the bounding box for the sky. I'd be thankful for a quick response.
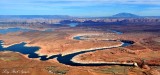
[0,0,160,17]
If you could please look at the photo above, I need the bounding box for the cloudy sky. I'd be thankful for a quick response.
[0,0,160,16]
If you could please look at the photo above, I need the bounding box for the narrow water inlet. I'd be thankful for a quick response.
[0,30,135,66]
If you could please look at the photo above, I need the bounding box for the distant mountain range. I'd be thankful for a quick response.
[111,13,140,18]
[0,13,160,19]
[0,15,75,19]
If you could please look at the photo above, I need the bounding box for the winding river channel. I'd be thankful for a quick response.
[0,30,134,66]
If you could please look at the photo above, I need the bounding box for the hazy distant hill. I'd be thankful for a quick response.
[0,15,75,19]
[0,13,160,19]
[112,13,140,18]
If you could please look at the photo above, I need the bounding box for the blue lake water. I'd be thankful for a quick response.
[0,28,31,34]
[0,29,134,66]
[109,29,123,34]
[58,36,134,66]
[67,23,78,27]
[0,36,134,66]
[0,28,55,34]
[73,36,84,40]
[0,41,40,58]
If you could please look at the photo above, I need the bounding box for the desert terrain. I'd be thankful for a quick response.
[0,17,159,75]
